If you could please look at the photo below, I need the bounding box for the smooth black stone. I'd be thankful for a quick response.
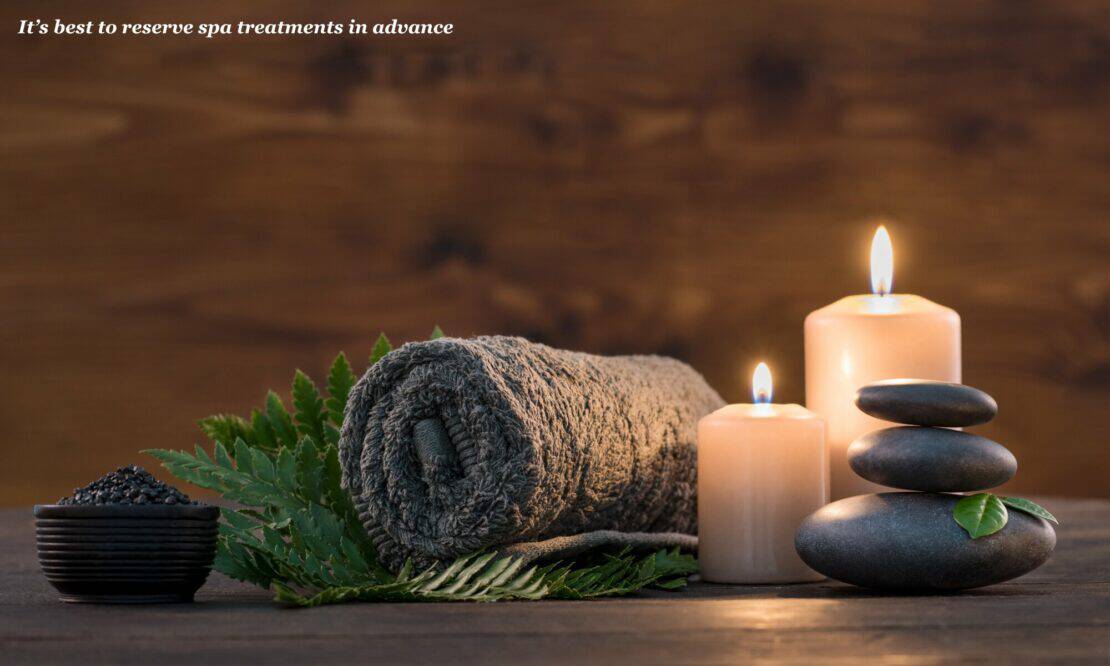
[848,426,1017,492]
[855,380,997,427]
[795,492,1055,590]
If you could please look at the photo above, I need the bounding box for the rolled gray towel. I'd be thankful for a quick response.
[339,336,724,571]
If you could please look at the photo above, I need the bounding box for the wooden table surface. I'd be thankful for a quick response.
[2,500,1108,664]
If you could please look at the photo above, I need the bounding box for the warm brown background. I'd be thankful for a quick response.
[1,1,1107,505]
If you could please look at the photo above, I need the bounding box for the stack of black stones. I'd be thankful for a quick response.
[795,380,1057,591]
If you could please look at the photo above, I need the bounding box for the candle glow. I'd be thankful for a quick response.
[870,225,894,296]
[752,362,773,404]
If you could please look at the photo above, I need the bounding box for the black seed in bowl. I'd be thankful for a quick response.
[57,465,195,506]
[36,472,219,603]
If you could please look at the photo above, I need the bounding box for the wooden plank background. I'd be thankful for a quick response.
[0,1,1107,504]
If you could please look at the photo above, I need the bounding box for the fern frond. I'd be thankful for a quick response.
[369,333,392,365]
[265,391,298,449]
[273,547,696,606]
[324,352,356,427]
[250,409,278,453]
[198,414,254,448]
[292,370,328,444]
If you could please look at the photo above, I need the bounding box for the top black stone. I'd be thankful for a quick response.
[855,379,997,427]
[56,465,195,506]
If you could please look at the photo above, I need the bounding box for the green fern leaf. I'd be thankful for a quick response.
[369,333,392,366]
[265,391,298,449]
[199,414,254,447]
[213,441,235,470]
[325,352,356,426]
[293,436,323,501]
[292,370,327,444]
[275,447,296,491]
[323,423,341,447]
[250,409,278,452]
[233,438,255,475]
[193,443,213,464]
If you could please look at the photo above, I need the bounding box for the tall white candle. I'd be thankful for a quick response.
[697,363,827,584]
[805,226,961,500]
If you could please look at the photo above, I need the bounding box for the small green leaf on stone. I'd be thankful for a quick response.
[369,333,392,366]
[954,493,1009,539]
[430,325,445,340]
[1001,496,1058,524]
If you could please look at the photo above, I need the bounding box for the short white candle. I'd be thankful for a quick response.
[697,363,827,584]
[805,226,961,500]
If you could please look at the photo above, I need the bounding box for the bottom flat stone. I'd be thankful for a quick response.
[795,492,1055,590]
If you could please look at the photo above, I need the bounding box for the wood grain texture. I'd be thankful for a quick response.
[0,1,1108,503]
[2,498,1108,663]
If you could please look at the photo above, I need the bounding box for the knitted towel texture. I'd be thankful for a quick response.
[339,336,724,571]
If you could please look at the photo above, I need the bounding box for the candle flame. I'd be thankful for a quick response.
[752,362,772,404]
[870,225,894,296]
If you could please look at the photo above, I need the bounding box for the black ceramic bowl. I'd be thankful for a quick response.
[34,504,220,603]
